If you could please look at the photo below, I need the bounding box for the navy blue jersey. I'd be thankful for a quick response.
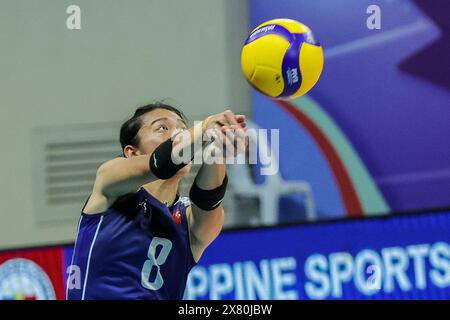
[66,188,196,300]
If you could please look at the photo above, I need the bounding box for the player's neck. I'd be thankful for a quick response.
[143,177,181,207]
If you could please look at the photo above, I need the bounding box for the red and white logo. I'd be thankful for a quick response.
[172,208,182,224]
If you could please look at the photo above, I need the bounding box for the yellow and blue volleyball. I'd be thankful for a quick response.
[241,18,324,99]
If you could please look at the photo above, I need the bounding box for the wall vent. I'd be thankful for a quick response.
[32,123,120,223]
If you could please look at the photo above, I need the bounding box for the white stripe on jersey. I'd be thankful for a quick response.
[81,215,104,300]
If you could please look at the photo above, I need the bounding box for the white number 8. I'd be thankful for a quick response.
[141,237,173,290]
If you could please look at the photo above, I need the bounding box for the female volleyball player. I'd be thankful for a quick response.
[66,103,247,300]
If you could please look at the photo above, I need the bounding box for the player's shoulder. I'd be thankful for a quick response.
[176,196,191,208]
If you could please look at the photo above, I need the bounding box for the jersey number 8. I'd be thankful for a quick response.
[141,237,173,290]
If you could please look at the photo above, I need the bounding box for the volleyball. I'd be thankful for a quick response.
[241,18,324,99]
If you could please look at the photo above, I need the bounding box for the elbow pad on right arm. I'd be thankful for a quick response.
[149,138,189,180]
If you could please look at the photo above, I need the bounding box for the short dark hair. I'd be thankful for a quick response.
[119,102,188,153]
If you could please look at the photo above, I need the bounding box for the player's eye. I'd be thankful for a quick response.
[156,124,168,132]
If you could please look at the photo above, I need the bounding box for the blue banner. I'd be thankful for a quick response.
[184,210,450,300]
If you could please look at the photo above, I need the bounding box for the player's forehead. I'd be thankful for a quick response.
[141,108,186,127]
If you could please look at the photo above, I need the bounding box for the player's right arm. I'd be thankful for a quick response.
[96,155,156,197]
[84,120,205,213]
[93,114,203,199]
[83,155,156,213]
[83,110,244,214]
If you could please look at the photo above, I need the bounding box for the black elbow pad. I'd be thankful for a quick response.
[149,138,188,180]
[189,175,228,211]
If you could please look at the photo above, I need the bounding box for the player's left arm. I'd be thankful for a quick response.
[186,163,226,263]
[186,114,247,263]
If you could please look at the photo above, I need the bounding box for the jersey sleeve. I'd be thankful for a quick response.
[178,196,191,208]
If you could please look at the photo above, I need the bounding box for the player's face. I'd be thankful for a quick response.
[136,108,191,176]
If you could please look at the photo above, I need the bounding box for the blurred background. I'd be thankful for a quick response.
[0,0,449,300]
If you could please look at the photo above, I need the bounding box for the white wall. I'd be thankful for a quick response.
[0,0,250,249]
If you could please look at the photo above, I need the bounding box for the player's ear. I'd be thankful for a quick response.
[123,145,141,158]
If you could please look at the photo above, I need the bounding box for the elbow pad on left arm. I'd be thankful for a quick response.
[189,174,228,211]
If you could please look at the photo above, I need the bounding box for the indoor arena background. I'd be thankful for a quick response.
[0,0,449,300]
